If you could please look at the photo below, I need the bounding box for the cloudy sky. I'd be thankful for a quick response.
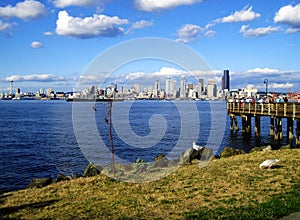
[0,0,299,93]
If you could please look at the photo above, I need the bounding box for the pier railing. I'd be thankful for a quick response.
[227,102,300,119]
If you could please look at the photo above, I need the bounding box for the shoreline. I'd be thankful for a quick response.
[1,148,299,219]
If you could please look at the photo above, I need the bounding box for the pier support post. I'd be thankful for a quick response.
[246,116,252,134]
[234,116,239,131]
[255,116,261,137]
[270,117,274,136]
[230,115,239,132]
[230,116,234,132]
[296,120,300,145]
[287,118,294,140]
[241,116,247,133]
[274,118,282,140]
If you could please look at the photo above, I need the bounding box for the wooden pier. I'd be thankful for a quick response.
[227,102,300,144]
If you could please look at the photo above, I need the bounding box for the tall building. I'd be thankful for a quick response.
[39,88,44,95]
[134,84,141,94]
[148,85,153,94]
[165,76,176,98]
[9,80,13,96]
[180,76,186,98]
[165,76,171,95]
[197,79,204,98]
[154,80,161,92]
[90,86,98,95]
[188,84,194,91]
[207,80,217,98]
[222,70,230,91]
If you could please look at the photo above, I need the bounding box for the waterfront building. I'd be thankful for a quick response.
[188,83,194,91]
[188,89,197,99]
[153,89,158,98]
[180,76,186,98]
[118,86,123,95]
[46,88,54,98]
[39,88,44,96]
[91,86,98,95]
[134,84,141,94]
[165,76,171,95]
[165,76,175,98]
[207,80,217,98]
[148,86,153,94]
[240,86,258,98]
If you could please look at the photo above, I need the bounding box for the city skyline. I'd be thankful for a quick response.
[0,1,299,92]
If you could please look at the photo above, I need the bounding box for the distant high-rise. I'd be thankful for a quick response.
[148,85,153,94]
[180,76,186,98]
[222,70,230,91]
[9,80,13,95]
[166,76,176,98]
[134,84,141,94]
[197,79,204,98]
[207,80,217,98]
[154,80,161,92]
[187,84,194,91]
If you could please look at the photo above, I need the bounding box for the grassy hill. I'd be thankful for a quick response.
[1,149,300,219]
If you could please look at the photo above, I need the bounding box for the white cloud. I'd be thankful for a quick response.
[124,72,145,81]
[152,67,185,76]
[135,0,201,12]
[30,41,43,48]
[131,20,153,29]
[53,0,105,8]
[125,20,153,34]
[0,0,46,20]
[204,29,216,37]
[215,6,260,23]
[0,20,12,32]
[79,75,105,82]
[239,25,280,37]
[176,24,203,43]
[44,31,53,36]
[274,4,300,28]
[286,28,300,34]
[272,83,294,89]
[55,10,129,38]
[246,68,281,74]
[5,74,66,82]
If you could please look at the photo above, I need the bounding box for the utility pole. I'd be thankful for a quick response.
[108,100,116,177]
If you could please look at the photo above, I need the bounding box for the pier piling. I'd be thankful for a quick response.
[255,116,261,137]
[287,117,294,140]
[230,115,239,132]
[297,120,300,145]
[270,117,274,136]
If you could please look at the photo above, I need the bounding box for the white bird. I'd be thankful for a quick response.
[192,142,204,151]
[262,145,272,151]
[259,159,280,169]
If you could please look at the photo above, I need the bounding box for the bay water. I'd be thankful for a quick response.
[0,100,291,193]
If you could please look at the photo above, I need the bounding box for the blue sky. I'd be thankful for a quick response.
[0,0,300,93]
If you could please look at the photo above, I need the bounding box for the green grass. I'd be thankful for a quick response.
[184,182,300,219]
[1,149,300,219]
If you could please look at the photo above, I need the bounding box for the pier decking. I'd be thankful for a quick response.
[227,102,300,144]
